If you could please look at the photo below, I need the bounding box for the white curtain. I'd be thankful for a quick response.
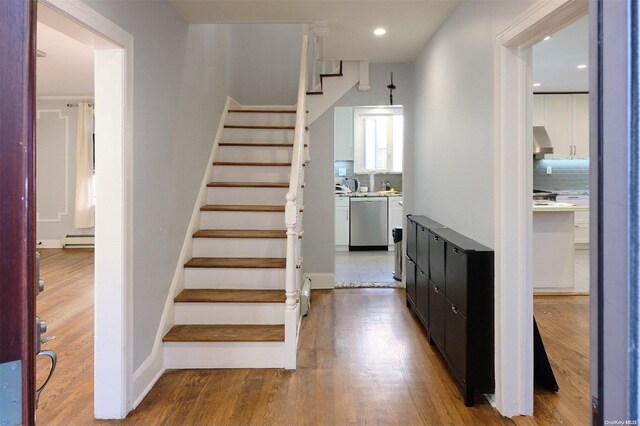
[74,103,95,228]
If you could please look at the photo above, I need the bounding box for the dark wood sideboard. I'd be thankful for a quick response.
[405,214,494,406]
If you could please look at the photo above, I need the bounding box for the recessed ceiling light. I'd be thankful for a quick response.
[533,83,542,87]
[374,28,386,36]
[577,64,588,69]
[543,36,552,41]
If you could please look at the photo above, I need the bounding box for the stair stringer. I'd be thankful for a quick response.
[130,96,237,409]
[307,60,359,125]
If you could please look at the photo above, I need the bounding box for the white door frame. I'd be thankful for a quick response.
[39,0,134,419]
[493,0,587,417]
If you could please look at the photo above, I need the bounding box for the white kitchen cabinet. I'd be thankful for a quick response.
[557,194,590,247]
[387,196,403,247]
[534,94,589,159]
[335,196,350,250]
[571,94,589,158]
[533,95,545,126]
[543,94,573,158]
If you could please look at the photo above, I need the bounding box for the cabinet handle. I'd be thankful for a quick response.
[434,285,440,293]
[434,236,439,242]
[451,306,459,315]
[453,247,459,254]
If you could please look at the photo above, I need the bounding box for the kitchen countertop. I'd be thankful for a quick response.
[336,192,402,197]
[532,202,589,212]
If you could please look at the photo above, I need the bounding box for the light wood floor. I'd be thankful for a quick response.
[35,249,590,425]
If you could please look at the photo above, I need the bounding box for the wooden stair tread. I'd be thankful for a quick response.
[228,109,296,114]
[213,161,291,166]
[201,204,285,212]
[175,289,286,303]
[224,125,294,130]
[163,324,284,342]
[218,143,307,147]
[207,182,289,188]
[193,229,286,239]
[185,257,286,268]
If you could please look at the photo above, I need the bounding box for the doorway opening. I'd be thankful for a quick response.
[493,0,589,416]
[35,1,133,419]
[334,105,404,288]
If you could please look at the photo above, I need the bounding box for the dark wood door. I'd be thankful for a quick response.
[406,217,417,262]
[445,245,467,316]
[445,304,467,382]
[429,232,445,289]
[416,225,429,276]
[405,257,416,305]
[0,1,37,424]
[416,268,429,326]
[429,280,446,350]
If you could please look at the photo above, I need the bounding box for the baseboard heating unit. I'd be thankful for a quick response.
[61,234,95,248]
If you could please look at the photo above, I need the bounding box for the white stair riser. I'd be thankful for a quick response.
[212,165,290,183]
[184,268,285,289]
[206,186,288,205]
[164,342,284,368]
[226,112,295,127]
[200,211,285,230]
[174,303,284,324]
[216,146,292,163]
[192,238,286,257]
[222,128,294,144]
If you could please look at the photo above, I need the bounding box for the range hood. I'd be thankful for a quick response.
[533,126,554,156]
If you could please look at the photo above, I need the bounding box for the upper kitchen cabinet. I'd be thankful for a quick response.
[534,94,589,159]
[542,94,573,158]
[334,107,354,161]
[571,94,589,158]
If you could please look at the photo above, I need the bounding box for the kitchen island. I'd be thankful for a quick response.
[533,203,588,290]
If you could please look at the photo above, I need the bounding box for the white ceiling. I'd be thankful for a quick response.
[170,0,461,63]
[532,16,588,93]
[36,22,95,97]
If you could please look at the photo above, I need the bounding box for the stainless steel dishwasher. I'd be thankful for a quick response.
[349,196,388,250]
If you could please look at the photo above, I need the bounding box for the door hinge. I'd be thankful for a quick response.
[592,396,600,425]
[0,360,22,426]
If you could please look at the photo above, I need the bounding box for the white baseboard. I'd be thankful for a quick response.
[131,343,165,409]
[37,239,63,248]
[304,273,335,289]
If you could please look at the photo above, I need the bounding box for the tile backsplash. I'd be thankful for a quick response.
[334,161,403,192]
[533,159,589,191]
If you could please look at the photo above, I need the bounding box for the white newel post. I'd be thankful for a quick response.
[284,192,299,369]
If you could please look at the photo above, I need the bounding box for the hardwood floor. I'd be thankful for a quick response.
[35,249,590,425]
[35,249,96,425]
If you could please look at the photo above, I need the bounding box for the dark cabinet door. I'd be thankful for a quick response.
[416,268,429,326]
[429,232,446,289]
[406,257,416,305]
[445,304,467,382]
[416,225,429,276]
[445,245,467,316]
[407,218,417,262]
[429,280,446,349]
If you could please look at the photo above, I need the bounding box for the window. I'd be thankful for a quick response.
[354,107,403,173]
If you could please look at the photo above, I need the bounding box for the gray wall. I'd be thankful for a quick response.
[36,99,95,242]
[410,0,533,247]
[595,0,632,420]
[304,63,413,275]
[224,24,304,105]
[83,0,230,369]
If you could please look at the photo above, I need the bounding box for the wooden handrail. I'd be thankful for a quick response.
[284,35,309,369]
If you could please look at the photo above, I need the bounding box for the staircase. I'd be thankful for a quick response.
[163,106,302,369]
